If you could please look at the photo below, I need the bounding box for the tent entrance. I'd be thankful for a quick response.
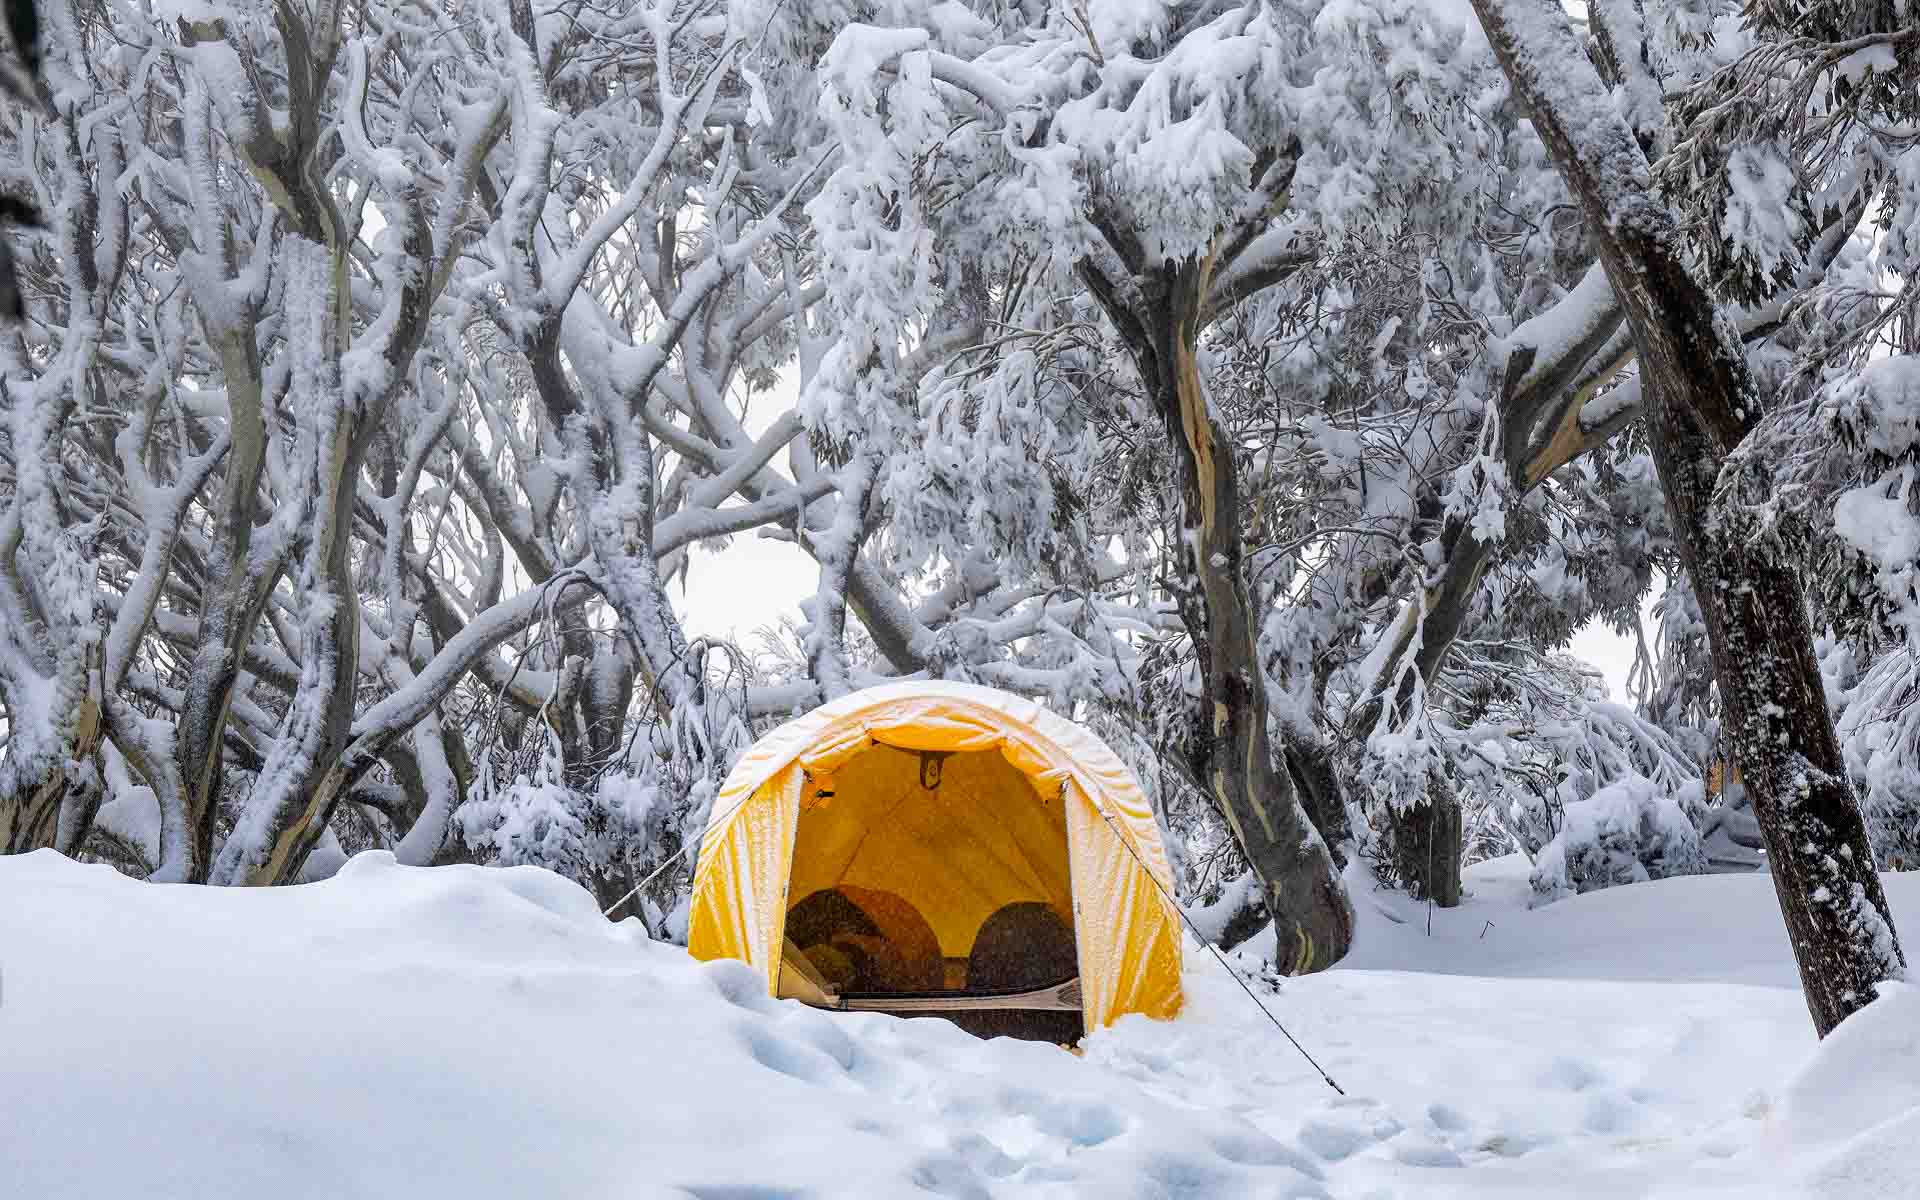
[776,743,1083,1042]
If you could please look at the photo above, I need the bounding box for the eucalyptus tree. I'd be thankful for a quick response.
[797,0,1597,961]
[1459,0,1906,1034]
[2,0,1909,1020]
[0,0,1172,916]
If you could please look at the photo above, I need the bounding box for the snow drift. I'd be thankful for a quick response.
[1,850,1915,1199]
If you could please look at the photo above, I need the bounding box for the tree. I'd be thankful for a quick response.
[0,0,1907,1023]
[787,0,1763,962]
[0,0,1168,920]
[1464,0,1904,1035]
[0,0,820,896]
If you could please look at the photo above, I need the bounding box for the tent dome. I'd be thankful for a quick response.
[687,681,1184,1034]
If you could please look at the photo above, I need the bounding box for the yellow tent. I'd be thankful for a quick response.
[687,681,1184,1036]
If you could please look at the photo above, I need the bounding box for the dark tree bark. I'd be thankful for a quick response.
[1280,730,1352,865]
[1645,374,1903,1034]
[1385,770,1463,908]
[1470,0,1904,1035]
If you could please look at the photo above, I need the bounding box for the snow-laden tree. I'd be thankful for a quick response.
[0,1,789,907]
[0,0,1910,1036]
[790,0,1740,969]
[1459,0,1906,1035]
[0,0,1196,922]
[1666,1,1920,881]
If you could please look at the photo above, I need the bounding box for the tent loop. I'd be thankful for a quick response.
[917,750,952,790]
[799,767,835,805]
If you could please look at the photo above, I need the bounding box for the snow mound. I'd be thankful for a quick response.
[1530,777,1706,901]
[2,850,1916,1198]
[0,849,1329,1199]
[1774,981,1920,1198]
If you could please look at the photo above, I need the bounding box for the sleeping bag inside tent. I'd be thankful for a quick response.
[687,681,1183,1042]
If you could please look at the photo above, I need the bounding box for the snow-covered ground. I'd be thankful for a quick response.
[2,851,1914,1200]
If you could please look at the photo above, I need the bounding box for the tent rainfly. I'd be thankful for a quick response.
[687,681,1184,1039]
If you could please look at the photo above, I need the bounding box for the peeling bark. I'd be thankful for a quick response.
[1,645,104,855]
[211,236,369,887]
[1080,211,1355,971]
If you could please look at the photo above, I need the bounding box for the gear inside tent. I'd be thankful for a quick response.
[687,681,1184,1043]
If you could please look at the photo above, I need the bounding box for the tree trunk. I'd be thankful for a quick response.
[1471,0,1904,1035]
[0,334,108,858]
[1280,731,1352,865]
[1350,314,1632,904]
[1647,377,1903,1032]
[209,237,368,886]
[1386,774,1462,909]
[0,649,103,855]
[1140,252,1354,973]
[801,451,880,702]
[172,324,273,882]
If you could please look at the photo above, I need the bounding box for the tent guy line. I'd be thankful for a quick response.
[1088,795,1347,1097]
[601,831,722,923]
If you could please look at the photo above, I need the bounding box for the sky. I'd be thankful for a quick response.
[675,534,819,646]
[673,534,1646,701]
[1568,610,1641,700]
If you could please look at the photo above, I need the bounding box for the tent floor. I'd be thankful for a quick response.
[889,1008,1083,1046]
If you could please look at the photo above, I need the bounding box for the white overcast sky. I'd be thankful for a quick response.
[672,526,1645,701]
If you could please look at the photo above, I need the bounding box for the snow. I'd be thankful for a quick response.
[1775,981,1920,1196]
[1834,485,1920,583]
[1722,143,1806,283]
[3,851,1916,1198]
[1530,775,1706,901]
[1831,355,1920,460]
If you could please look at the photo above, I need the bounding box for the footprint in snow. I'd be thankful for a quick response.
[1385,1130,1465,1168]
[1295,1117,1378,1163]
[737,1022,851,1087]
[1425,1102,1468,1133]
[1582,1091,1640,1135]
[1023,1095,1128,1147]
[1539,1055,1604,1093]
[909,1154,992,1200]
[1206,1126,1325,1177]
[945,1130,1022,1179]
[1139,1150,1235,1197]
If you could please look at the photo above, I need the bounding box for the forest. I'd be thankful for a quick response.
[0,3,1917,1191]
